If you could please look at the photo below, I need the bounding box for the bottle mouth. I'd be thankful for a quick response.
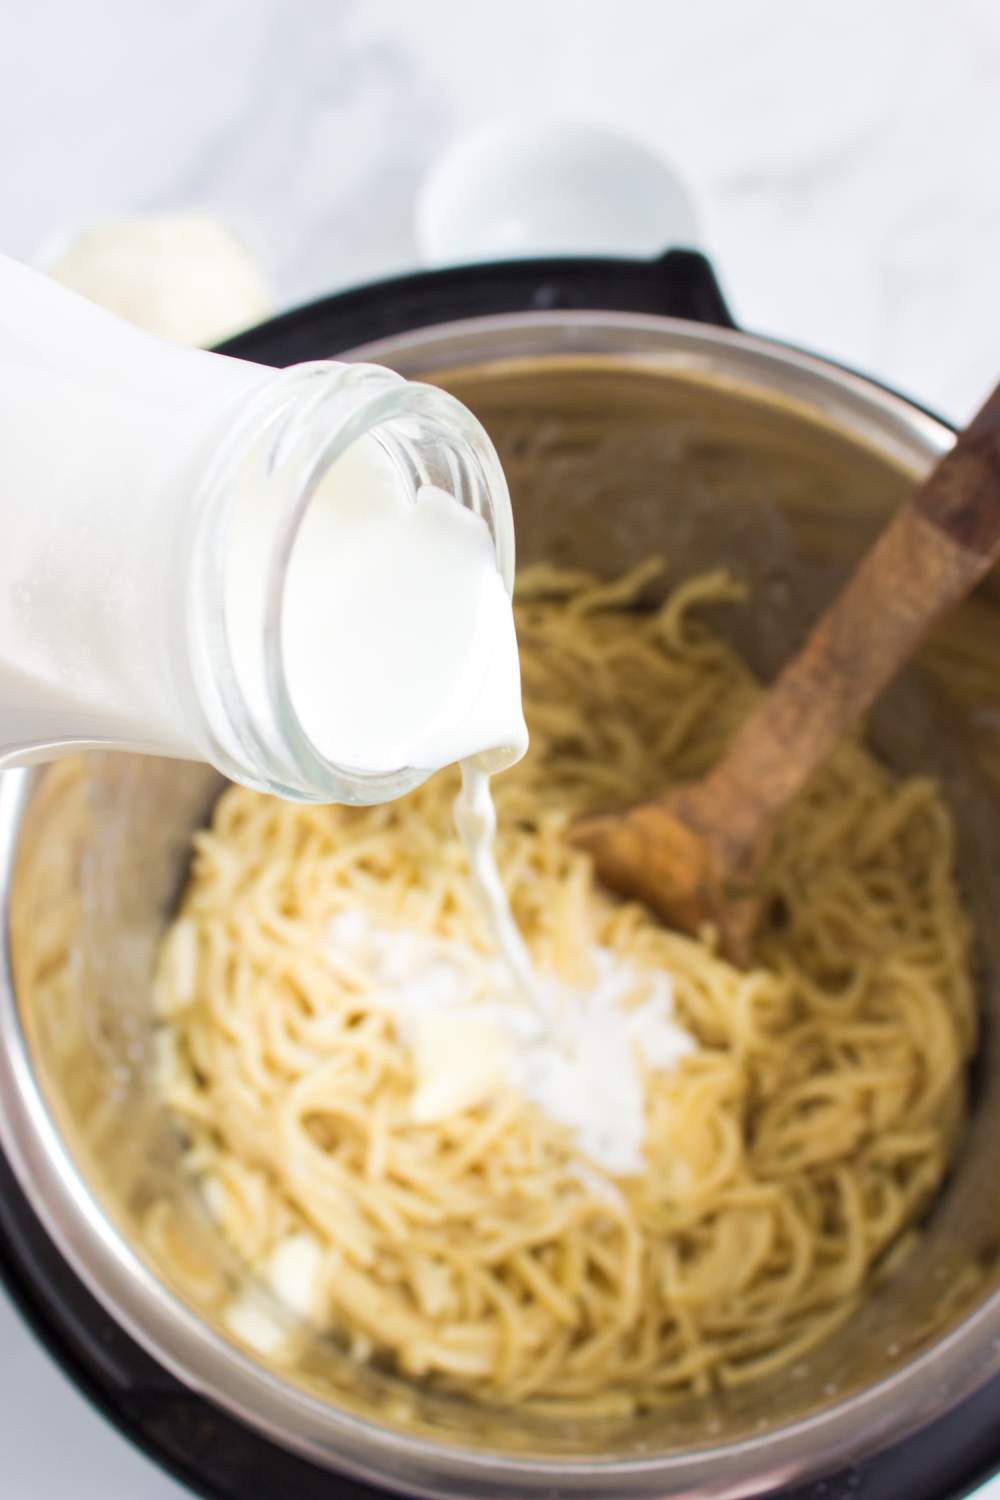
[188,361,515,804]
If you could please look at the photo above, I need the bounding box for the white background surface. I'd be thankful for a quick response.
[2,1,1000,1496]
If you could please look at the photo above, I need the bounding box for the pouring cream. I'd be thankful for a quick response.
[2,247,691,1173]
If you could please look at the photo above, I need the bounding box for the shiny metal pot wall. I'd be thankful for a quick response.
[4,313,1000,1499]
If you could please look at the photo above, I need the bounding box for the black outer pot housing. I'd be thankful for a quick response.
[3,249,999,1500]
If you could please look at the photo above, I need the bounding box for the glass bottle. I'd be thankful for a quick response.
[0,255,514,804]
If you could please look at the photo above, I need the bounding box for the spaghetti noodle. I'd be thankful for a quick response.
[155,563,975,1411]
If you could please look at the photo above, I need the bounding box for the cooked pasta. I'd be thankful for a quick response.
[155,562,975,1412]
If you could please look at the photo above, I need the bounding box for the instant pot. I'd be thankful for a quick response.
[4,247,1000,1500]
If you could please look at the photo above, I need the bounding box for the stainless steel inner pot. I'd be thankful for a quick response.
[4,312,1000,1500]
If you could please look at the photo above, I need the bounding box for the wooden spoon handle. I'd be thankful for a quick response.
[692,378,1000,852]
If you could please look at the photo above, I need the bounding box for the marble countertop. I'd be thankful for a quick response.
[2,1,1000,1495]
[4,0,1000,423]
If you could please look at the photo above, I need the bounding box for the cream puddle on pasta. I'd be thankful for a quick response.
[154,561,975,1411]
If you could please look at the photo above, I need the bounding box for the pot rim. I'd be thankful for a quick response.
[1,308,988,1500]
[343,308,952,464]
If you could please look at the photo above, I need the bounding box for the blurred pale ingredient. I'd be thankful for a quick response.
[43,212,271,346]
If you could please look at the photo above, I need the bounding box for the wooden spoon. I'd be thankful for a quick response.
[571,379,1000,964]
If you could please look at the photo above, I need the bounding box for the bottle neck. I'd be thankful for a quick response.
[181,361,517,804]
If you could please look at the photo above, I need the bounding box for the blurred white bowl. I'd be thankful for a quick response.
[417,118,700,267]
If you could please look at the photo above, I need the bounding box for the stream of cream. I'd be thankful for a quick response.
[283,460,693,1172]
